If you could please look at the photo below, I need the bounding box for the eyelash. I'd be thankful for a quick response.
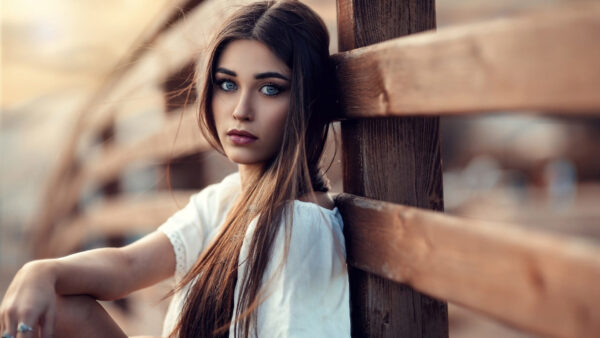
[215,79,286,97]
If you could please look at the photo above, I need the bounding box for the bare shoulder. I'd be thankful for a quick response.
[298,191,335,210]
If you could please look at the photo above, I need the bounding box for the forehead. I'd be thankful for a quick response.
[216,39,290,76]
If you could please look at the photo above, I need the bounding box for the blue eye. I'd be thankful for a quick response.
[217,79,237,92]
[260,84,282,96]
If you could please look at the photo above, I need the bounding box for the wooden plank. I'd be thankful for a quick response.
[335,193,600,338]
[46,191,196,257]
[85,109,209,183]
[336,0,447,337]
[333,2,600,118]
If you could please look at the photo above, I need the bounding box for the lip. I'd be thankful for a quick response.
[227,129,258,145]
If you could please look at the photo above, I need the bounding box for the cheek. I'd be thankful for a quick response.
[272,107,288,128]
[263,96,289,127]
[211,95,231,129]
[265,103,289,148]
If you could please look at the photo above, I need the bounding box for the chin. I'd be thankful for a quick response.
[225,151,266,165]
[230,158,260,165]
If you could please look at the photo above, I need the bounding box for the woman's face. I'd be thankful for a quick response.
[212,39,291,166]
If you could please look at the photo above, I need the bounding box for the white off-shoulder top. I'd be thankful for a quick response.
[158,172,350,337]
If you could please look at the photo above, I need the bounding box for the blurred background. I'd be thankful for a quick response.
[1,0,599,336]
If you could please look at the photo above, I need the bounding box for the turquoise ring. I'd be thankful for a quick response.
[17,323,33,333]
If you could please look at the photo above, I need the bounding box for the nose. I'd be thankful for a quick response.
[232,90,253,121]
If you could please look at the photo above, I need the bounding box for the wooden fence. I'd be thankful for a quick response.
[32,0,600,337]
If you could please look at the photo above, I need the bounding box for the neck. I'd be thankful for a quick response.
[238,163,264,192]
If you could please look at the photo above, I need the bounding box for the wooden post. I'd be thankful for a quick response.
[336,0,448,337]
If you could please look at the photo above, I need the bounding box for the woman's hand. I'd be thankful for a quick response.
[1,260,57,337]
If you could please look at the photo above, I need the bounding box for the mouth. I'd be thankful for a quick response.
[227,129,258,145]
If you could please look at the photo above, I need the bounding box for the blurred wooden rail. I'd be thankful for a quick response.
[47,191,196,256]
[32,0,600,337]
[85,109,209,184]
[33,0,256,257]
[83,0,255,135]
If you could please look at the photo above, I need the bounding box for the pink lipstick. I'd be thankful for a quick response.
[227,129,258,145]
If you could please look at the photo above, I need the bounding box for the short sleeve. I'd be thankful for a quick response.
[252,202,350,337]
[158,172,240,282]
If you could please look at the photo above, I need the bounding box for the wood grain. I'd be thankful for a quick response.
[333,2,600,118]
[337,0,448,337]
[335,193,600,338]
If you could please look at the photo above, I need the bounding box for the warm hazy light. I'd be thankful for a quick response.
[1,0,169,110]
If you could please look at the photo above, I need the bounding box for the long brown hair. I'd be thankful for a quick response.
[171,1,336,337]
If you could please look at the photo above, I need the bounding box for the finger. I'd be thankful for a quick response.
[19,323,36,338]
[15,312,37,338]
[40,305,54,338]
[15,323,35,338]
[1,322,17,338]
[2,307,17,338]
[15,322,35,338]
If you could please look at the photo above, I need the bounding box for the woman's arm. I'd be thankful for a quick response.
[52,231,175,300]
[0,231,174,335]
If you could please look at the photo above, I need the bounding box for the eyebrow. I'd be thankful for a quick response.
[215,67,290,81]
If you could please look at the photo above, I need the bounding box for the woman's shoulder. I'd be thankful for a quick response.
[263,196,346,272]
[297,191,335,210]
[161,172,240,233]
[286,196,345,239]
[291,197,340,220]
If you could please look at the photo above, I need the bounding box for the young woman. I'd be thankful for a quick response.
[0,1,349,337]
